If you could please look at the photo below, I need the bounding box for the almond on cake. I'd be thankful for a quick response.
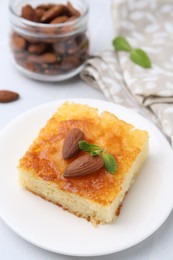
[18,102,149,225]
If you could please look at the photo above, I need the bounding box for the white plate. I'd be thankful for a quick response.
[0,99,173,257]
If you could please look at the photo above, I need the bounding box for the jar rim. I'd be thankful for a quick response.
[9,0,89,28]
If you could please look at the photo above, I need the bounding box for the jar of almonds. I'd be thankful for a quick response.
[9,0,89,81]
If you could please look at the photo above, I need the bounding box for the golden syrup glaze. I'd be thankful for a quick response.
[19,102,148,205]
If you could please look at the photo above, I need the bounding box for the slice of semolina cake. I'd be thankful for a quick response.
[18,102,149,225]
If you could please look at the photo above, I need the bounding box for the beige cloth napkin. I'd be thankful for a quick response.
[81,0,173,146]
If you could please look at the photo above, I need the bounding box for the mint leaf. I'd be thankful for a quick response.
[113,36,132,52]
[130,49,151,68]
[79,141,103,155]
[90,150,101,156]
[102,152,117,174]
[79,141,117,174]
[112,35,152,68]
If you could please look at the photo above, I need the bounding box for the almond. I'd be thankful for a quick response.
[67,16,78,22]
[62,128,84,160]
[40,5,65,23]
[28,53,57,64]
[53,42,66,54]
[11,34,26,51]
[44,69,61,75]
[28,43,47,54]
[24,61,37,72]
[0,90,19,103]
[21,4,38,22]
[50,15,69,24]
[64,155,104,177]
[67,2,81,17]
[36,4,56,11]
[60,55,80,70]
[35,8,45,21]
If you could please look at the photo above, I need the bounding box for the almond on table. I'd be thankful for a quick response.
[0,90,19,103]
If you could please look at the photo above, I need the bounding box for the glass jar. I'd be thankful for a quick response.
[9,0,89,81]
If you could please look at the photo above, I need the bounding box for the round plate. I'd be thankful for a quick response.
[0,99,173,256]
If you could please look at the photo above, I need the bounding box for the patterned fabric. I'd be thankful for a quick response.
[80,0,173,146]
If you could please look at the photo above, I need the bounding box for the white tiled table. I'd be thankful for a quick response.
[1,1,173,259]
